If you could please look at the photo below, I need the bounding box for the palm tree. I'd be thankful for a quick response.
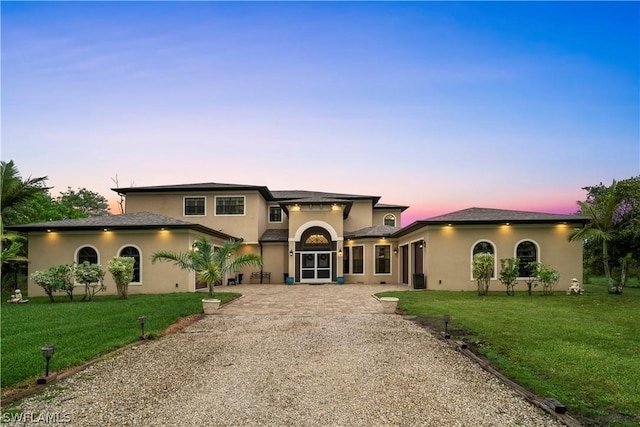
[1,160,49,225]
[151,237,263,299]
[569,180,620,293]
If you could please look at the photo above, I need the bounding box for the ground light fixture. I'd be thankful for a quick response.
[138,315,147,340]
[37,344,56,384]
[442,314,451,339]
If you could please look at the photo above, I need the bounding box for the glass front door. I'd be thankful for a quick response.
[300,252,332,282]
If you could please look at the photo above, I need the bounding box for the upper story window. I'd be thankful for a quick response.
[269,206,283,223]
[383,214,396,227]
[184,197,206,216]
[215,196,245,216]
[77,246,98,265]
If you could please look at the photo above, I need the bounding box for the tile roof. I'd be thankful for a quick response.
[394,207,589,237]
[425,207,586,222]
[113,182,273,199]
[6,212,239,240]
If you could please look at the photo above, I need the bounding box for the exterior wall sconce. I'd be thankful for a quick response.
[289,250,293,257]
[37,344,56,384]
[419,241,424,249]
[138,315,147,340]
[393,248,398,255]
[338,249,342,257]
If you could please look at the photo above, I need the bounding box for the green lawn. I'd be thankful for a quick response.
[1,292,240,390]
[377,283,640,426]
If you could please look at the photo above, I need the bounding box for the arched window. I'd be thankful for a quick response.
[300,227,332,251]
[472,241,495,278]
[77,246,98,265]
[516,241,538,277]
[119,246,141,283]
[383,214,396,227]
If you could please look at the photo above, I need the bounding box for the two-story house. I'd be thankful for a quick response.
[9,182,588,297]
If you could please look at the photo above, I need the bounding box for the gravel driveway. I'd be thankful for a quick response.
[4,285,562,426]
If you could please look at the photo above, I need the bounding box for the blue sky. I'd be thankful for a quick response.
[2,1,638,225]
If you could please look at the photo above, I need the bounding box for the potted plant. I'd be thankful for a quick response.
[152,238,263,314]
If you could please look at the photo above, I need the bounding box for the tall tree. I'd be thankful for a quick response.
[570,177,639,294]
[56,187,110,217]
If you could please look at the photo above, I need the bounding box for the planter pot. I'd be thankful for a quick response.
[379,297,399,314]
[286,277,294,285]
[336,277,345,285]
[202,298,221,314]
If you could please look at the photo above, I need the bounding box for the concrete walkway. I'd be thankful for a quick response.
[218,283,408,315]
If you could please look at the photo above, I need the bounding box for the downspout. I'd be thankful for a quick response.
[259,241,264,284]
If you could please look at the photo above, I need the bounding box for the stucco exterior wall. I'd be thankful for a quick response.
[124,191,266,242]
[261,243,288,283]
[423,223,583,292]
[25,229,221,297]
[342,238,399,285]
[343,201,374,232]
[372,209,403,227]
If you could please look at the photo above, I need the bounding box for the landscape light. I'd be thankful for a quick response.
[37,344,56,384]
[138,315,147,340]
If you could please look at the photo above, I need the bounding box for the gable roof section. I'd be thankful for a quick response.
[373,203,409,212]
[6,212,239,240]
[259,229,289,242]
[345,225,401,239]
[394,207,589,237]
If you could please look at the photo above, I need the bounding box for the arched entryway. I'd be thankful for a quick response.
[294,226,337,283]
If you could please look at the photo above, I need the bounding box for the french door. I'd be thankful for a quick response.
[300,251,332,282]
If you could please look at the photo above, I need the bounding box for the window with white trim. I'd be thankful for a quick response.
[383,214,396,227]
[472,241,496,278]
[517,241,538,277]
[269,206,283,223]
[184,197,206,216]
[375,244,391,274]
[215,196,245,215]
[119,246,141,283]
[77,246,98,265]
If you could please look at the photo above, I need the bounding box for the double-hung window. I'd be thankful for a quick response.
[215,196,245,215]
[184,197,206,216]
[269,206,283,223]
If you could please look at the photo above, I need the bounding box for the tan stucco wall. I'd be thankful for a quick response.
[372,209,403,228]
[342,238,399,285]
[419,223,583,291]
[261,243,288,283]
[287,206,345,239]
[124,191,267,242]
[25,229,223,297]
[343,200,374,232]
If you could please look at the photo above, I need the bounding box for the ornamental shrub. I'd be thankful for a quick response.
[108,256,135,299]
[499,258,520,296]
[74,261,105,301]
[30,264,74,302]
[472,252,494,296]
[529,261,561,295]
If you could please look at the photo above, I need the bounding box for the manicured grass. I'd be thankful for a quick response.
[377,284,640,426]
[1,291,240,390]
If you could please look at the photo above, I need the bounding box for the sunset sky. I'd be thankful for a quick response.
[2,1,638,225]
